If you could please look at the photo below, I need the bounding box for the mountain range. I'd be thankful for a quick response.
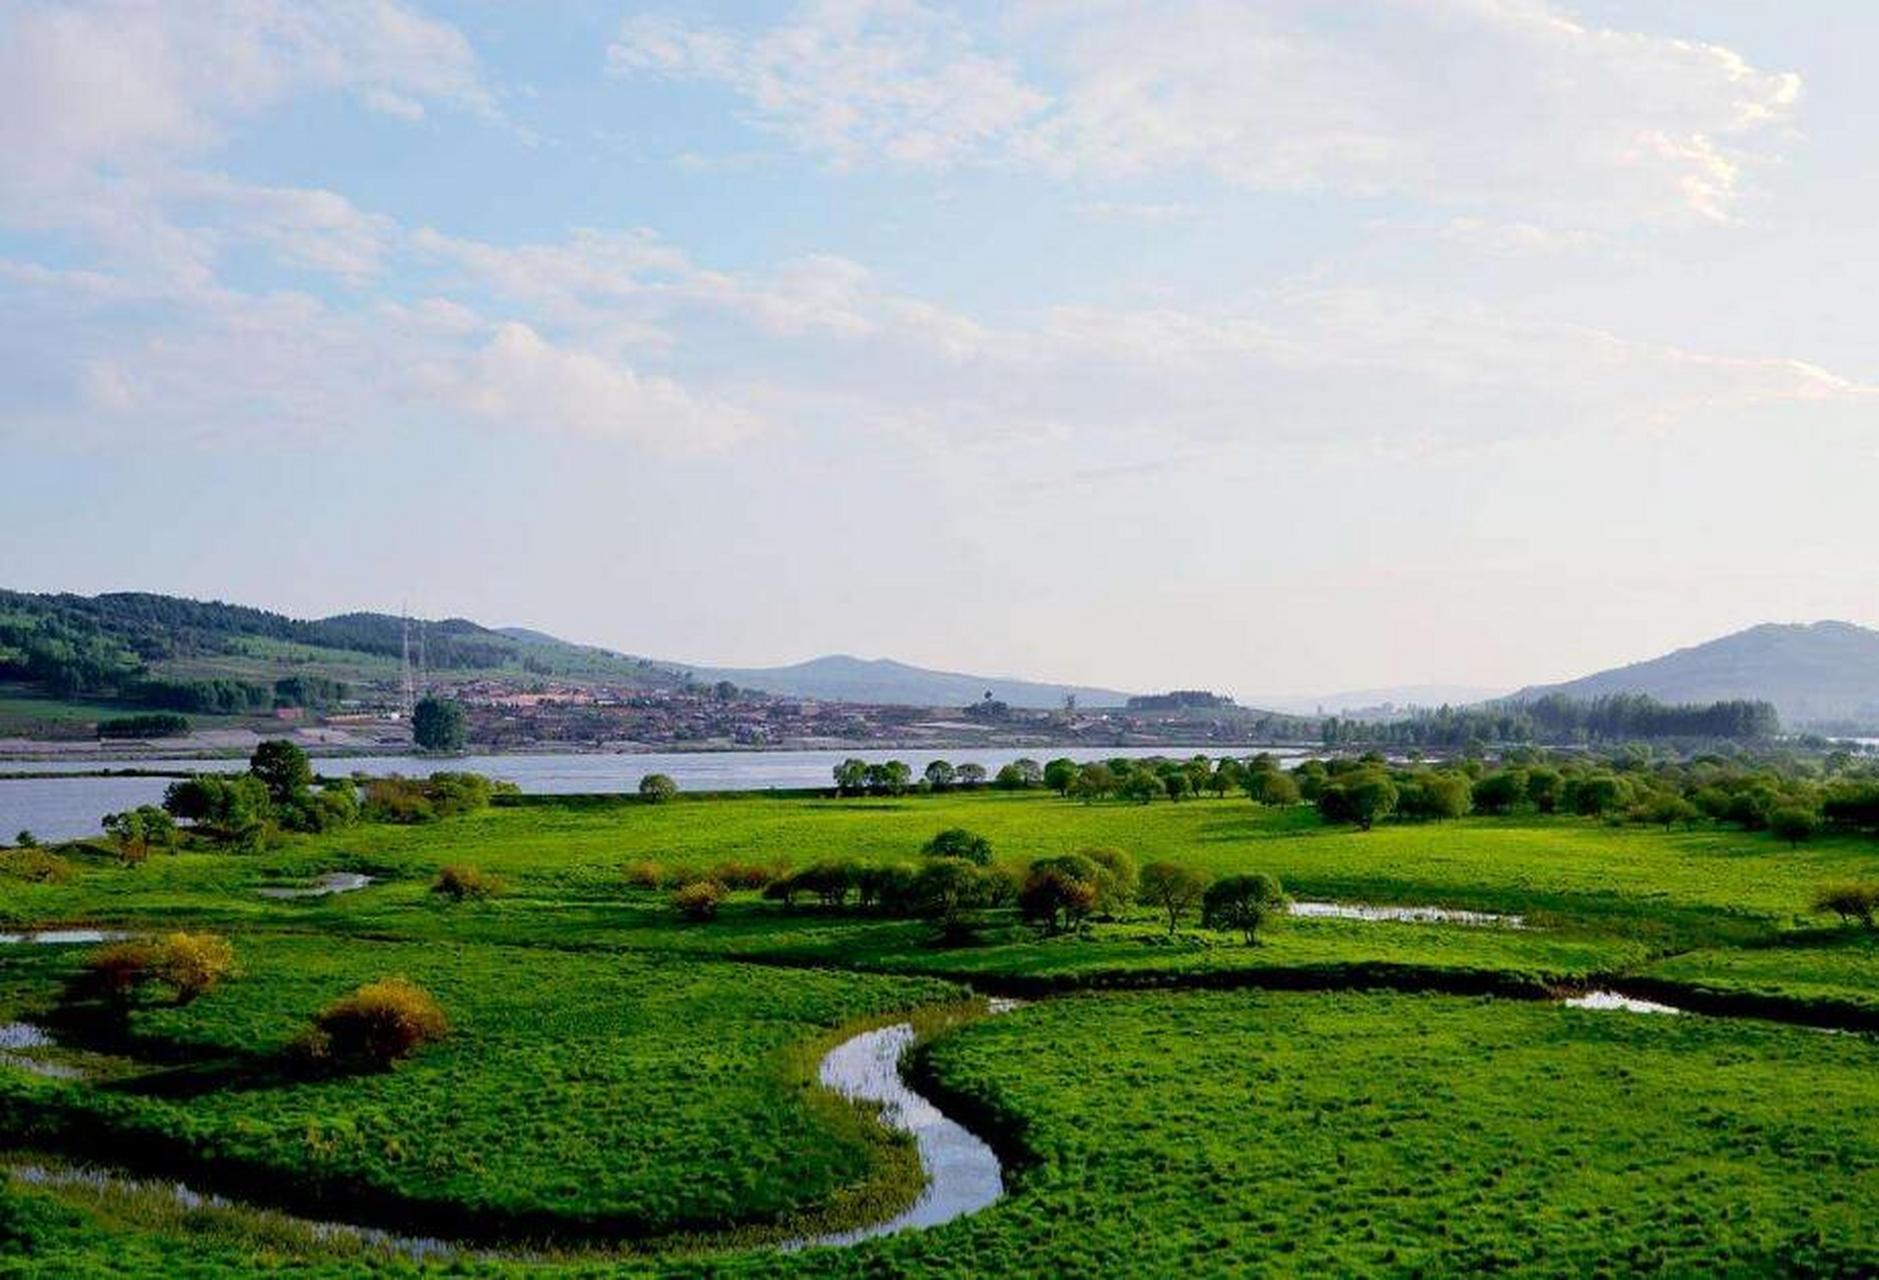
[1514,621,1879,727]
[675,654,1133,710]
[7,589,1879,730]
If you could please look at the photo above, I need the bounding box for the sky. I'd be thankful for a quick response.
[1,0,1875,699]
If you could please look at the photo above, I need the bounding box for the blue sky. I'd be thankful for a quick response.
[2,0,1874,697]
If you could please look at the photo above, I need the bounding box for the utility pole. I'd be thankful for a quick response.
[400,607,416,719]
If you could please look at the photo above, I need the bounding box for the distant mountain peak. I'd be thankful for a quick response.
[679,652,1134,709]
[1516,619,1879,728]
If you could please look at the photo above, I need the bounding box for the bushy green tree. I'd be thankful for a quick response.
[1020,854,1101,934]
[1141,861,1210,934]
[411,696,467,751]
[1202,872,1286,944]
[249,739,313,804]
[923,827,993,865]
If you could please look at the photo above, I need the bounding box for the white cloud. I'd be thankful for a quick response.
[422,321,760,452]
[610,1,1048,170]
[0,0,491,183]
[613,0,1801,225]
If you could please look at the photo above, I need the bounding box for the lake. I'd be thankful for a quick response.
[1,745,1308,843]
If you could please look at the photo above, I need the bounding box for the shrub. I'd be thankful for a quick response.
[432,864,506,901]
[361,778,436,824]
[310,979,448,1069]
[639,773,678,802]
[157,932,236,1003]
[84,933,234,1004]
[1202,873,1287,944]
[623,859,667,889]
[0,847,73,884]
[360,773,496,824]
[84,941,164,1000]
[858,862,919,913]
[793,860,861,908]
[710,860,775,891]
[922,827,993,865]
[673,878,727,921]
[762,876,803,909]
[1815,883,1879,928]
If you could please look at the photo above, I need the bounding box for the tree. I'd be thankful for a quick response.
[1083,847,1137,914]
[411,695,467,751]
[1470,770,1525,815]
[923,827,993,865]
[249,739,313,804]
[1070,762,1116,803]
[102,805,176,864]
[1770,806,1820,846]
[995,759,1042,790]
[833,758,868,795]
[1202,872,1286,944]
[1119,769,1161,805]
[1247,771,1300,807]
[1043,757,1080,796]
[1640,793,1699,831]
[1319,772,1397,830]
[639,773,678,802]
[924,760,957,790]
[864,760,912,795]
[1019,855,1101,934]
[1525,768,1563,814]
[910,858,1009,935]
[1420,770,1480,819]
[1208,759,1243,799]
[1160,771,1192,802]
[1815,883,1879,928]
[1140,861,1209,934]
[955,763,988,789]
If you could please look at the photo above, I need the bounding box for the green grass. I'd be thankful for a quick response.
[839,991,1879,1277]
[4,789,1879,1274]
[0,935,959,1244]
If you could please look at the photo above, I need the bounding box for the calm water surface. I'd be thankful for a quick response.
[1,746,1306,842]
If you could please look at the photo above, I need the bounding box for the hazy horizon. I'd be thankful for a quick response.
[6,2,1876,698]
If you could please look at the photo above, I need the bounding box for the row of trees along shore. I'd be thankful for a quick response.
[829,746,1879,844]
[68,739,510,864]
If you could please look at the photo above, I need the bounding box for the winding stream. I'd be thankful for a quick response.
[1,1005,1011,1260]
[0,975,1865,1258]
[789,1019,1005,1249]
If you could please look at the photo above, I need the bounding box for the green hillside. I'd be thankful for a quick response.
[0,589,682,736]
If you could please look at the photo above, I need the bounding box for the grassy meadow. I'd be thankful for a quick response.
[5,785,1879,1274]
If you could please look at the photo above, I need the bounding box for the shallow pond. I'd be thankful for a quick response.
[1288,901,1524,927]
[257,872,374,899]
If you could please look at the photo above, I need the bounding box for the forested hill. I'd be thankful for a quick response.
[1515,621,1879,729]
[0,589,682,713]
